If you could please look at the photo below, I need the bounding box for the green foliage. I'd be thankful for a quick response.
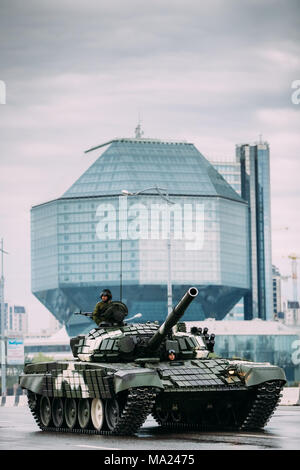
[208,352,219,359]
[31,353,55,363]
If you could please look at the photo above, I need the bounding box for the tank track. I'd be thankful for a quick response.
[28,387,157,436]
[152,380,284,432]
[238,380,283,430]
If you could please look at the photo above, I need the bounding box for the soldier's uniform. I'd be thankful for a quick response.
[92,300,112,326]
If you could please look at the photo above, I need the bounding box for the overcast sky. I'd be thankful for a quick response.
[0,0,300,333]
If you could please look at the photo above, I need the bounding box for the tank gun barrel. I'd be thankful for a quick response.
[147,287,198,351]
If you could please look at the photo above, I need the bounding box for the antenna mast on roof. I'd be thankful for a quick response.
[135,114,144,139]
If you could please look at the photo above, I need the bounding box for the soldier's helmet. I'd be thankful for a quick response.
[100,289,112,301]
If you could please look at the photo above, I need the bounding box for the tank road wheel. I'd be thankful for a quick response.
[78,399,92,430]
[91,398,105,431]
[64,398,78,429]
[213,401,235,428]
[105,398,121,431]
[152,403,170,425]
[52,398,64,428]
[170,409,182,423]
[39,396,52,428]
[77,399,91,430]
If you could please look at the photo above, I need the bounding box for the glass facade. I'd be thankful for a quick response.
[211,159,243,320]
[63,139,243,200]
[31,201,58,292]
[236,142,273,320]
[31,138,250,336]
[211,143,273,321]
[215,334,299,385]
[210,162,241,196]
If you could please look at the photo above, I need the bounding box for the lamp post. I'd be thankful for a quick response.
[0,239,8,397]
[121,187,175,314]
[120,238,123,302]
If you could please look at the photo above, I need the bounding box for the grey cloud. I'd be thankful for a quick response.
[1,0,299,79]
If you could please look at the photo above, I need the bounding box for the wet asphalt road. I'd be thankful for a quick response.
[0,405,299,451]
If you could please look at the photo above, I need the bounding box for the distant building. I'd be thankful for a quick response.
[210,140,273,321]
[0,303,28,336]
[31,136,250,336]
[236,141,273,321]
[283,301,300,326]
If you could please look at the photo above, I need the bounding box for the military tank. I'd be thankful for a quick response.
[19,287,286,436]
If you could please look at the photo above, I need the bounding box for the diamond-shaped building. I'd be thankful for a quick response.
[31,137,250,336]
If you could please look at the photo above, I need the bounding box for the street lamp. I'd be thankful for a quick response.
[121,187,175,314]
[0,239,8,398]
[121,186,173,204]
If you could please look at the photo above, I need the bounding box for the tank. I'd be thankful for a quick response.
[19,287,286,435]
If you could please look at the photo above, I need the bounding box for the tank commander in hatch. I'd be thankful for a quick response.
[92,288,113,326]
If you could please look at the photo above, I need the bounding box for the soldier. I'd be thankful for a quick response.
[92,289,113,326]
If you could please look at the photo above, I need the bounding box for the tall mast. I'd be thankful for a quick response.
[0,239,8,396]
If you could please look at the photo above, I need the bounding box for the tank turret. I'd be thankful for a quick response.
[147,287,198,351]
[72,287,202,363]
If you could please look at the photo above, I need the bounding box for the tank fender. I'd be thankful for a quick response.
[114,368,163,394]
[19,373,45,395]
[234,363,286,387]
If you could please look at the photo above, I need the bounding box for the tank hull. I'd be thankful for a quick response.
[19,357,285,435]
